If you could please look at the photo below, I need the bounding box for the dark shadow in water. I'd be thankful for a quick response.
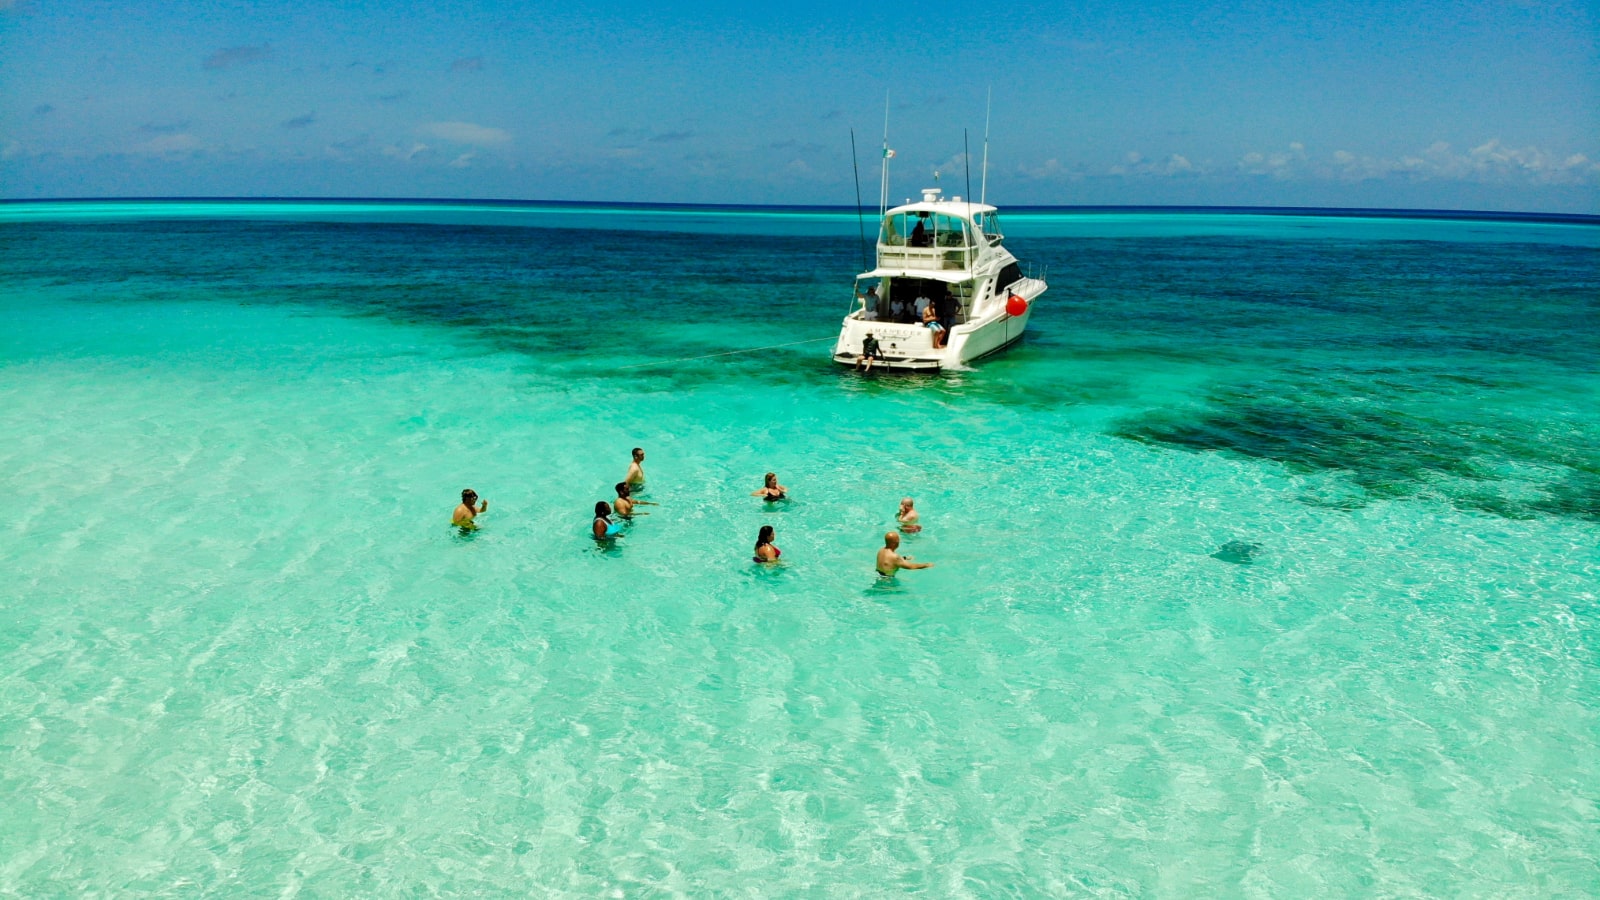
[9,220,1598,523]
[1116,372,1600,523]
[1211,541,1261,565]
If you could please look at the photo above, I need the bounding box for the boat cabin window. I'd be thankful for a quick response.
[979,211,1004,243]
[996,262,1023,292]
[880,211,972,248]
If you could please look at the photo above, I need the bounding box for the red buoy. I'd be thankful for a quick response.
[1005,294,1028,317]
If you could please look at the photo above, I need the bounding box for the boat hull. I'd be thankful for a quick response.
[832,285,1043,369]
[832,301,1034,372]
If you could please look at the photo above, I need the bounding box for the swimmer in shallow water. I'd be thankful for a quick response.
[593,501,624,540]
[751,472,788,501]
[876,531,932,577]
[625,447,647,487]
[613,482,657,518]
[453,488,488,529]
[754,525,781,562]
[896,497,922,533]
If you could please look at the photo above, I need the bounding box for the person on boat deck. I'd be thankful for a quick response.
[877,531,933,577]
[856,284,881,320]
[897,497,922,533]
[923,300,946,349]
[909,218,930,247]
[754,525,781,562]
[614,482,657,518]
[937,287,959,333]
[752,471,789,501]
[913,291,932,322]
[889,293,913,323]
[452,488,488,529]
[626,447,646,486]
[593,501,624,540]
[856,333,885,372]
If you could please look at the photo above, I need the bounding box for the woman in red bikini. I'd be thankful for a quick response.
[754,525,781,562]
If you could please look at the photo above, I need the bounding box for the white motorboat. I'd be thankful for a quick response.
[833,186,1046,371]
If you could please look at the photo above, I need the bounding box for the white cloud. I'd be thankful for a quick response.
[421,121,510,147]
[447,152,477,168]
[1322,140,1600,185]
[383,142,432,161]
[1238,142,1308,180]
[1016,158,1087,181]
[1110,151,1202,177]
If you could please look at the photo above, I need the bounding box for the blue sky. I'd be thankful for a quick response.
[2,0,1596,212]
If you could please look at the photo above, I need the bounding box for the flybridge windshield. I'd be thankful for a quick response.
[979,211,1004,241]
[880,211,973,247]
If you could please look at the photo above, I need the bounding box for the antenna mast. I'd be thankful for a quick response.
[851,128,868,273]
[879,91,891,218]
[980,87,992,205]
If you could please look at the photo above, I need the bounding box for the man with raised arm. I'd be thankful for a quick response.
[876,531,933,577]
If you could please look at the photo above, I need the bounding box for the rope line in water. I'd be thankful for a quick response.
[617,336,836,370]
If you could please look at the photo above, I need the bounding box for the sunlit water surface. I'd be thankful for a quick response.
[1,203,1597,896]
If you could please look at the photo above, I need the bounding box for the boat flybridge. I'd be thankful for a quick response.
[833,186,1046,371]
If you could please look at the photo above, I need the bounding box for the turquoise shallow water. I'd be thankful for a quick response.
[1,204,1597,895]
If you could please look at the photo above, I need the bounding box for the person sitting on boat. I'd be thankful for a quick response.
[752,471,789,501]
[856,333,885,372]
[889,293,912,323]
[922,300,946,349]
[754,525,781,563]
[909,218,930,247]
[593,501,624,540]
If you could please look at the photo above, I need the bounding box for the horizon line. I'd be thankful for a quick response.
[3,196,1596,226]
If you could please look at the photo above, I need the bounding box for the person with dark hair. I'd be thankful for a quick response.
[452,488,487,529]
[937,286,958,335]
[856,333,885,372]
[922,299,946,350]
[626,447,646,486]
[593,501,623,540]
[889,292,912,323]
[751,472,788,501]
[909,217,930,247]
[614,482,657,518]
[856,284,881,321]
[754,525,781,562]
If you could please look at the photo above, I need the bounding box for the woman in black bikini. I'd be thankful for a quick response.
[754,525,781,562]
[751,472,788,501]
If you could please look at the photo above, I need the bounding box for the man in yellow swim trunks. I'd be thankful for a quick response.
[453,488,488,529]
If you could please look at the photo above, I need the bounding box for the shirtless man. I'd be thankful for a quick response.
[452,488,487,529]
[876,531,933,576]
[896,497,922,533]
[614,482,657,518]
[625,447,646,486]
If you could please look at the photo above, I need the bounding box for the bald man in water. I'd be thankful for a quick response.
[876,531,933,577]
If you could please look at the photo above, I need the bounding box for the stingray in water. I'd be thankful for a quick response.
[1211,540,1261,565]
